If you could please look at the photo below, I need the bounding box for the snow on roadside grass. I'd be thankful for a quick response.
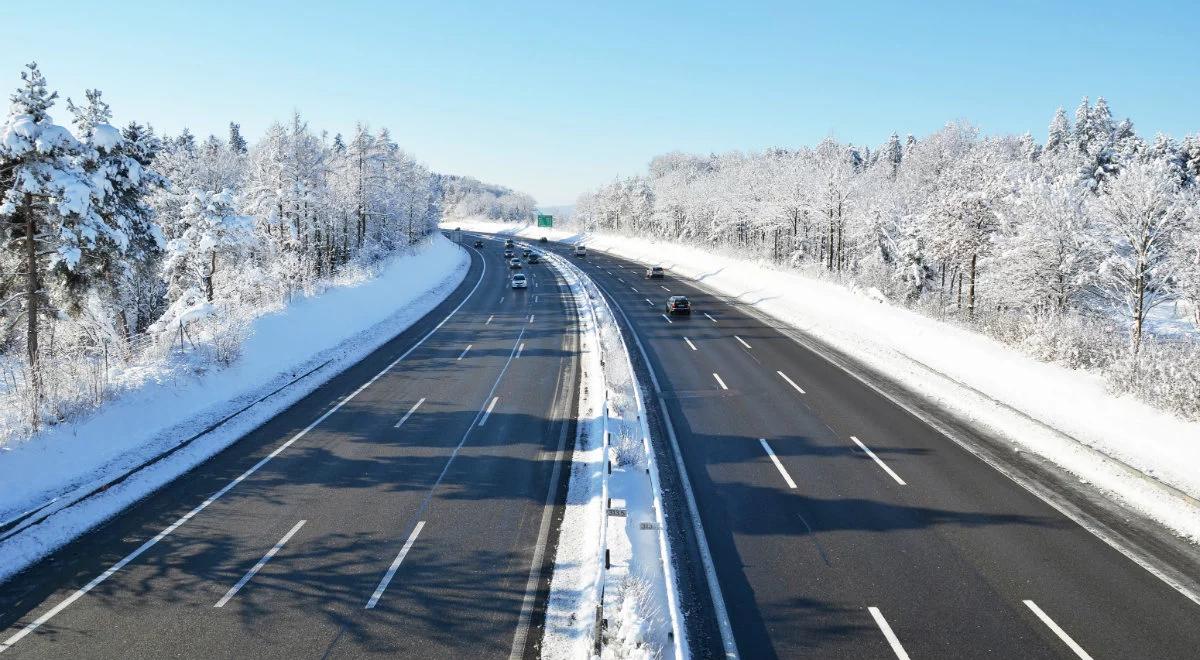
[0,235,468,581]
[447,219,1200,544]
[538,245,683,659]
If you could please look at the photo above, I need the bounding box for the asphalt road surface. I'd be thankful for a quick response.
[0,243,580,659]
[534,237,1200,660]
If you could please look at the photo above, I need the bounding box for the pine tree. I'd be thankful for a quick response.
[0,63,106,416]
[228,122,247,154]
[1073,97,1092,152]
[1046,107,1070,152]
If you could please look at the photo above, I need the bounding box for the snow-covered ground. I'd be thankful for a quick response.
[538,245,683,659]
[446,219,1200,545]
[0,235,469,581]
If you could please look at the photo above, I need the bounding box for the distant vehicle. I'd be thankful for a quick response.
[509,258,523,269]
[527,252,541,264]
[573,245,587,257]
[665,295,691,315]
[522,248,532,258]
[473,239,484,248]
[504,238,514,247]
[646,266,665,278]
[511,273,527,289]
[504,249,514,258]
[539,237,548,243]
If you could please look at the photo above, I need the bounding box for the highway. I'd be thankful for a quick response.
[533,237,1200,659]
[0,244,579,659]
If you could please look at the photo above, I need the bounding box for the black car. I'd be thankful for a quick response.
[527,253,540,264]
[504,249,514,258]
[665,295,691,314]
[473,239,484,248]
[504,238,514,248]
[522,248,532,258]
[539,237,548,243]
[646,266,665,278]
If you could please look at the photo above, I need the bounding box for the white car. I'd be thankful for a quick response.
[511,273,528,289]
[509,258,523,269]
[573,245,587,257]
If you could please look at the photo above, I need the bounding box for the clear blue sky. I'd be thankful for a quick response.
[3,1,1197,205]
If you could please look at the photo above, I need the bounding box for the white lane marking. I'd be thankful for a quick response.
[478,396,500,427]
[704,312,716,323]
[529,314,535,323]
[0,250,494,655]
[712,373,728,390]
[534,295,539,303]
[759,439,797,489]
[684,337,697,351]
[735,335,752,349]
[851,436,907,485]
[516,342,525,359]
[1024,600,1094,659]
[486,314,494,325]
[777,370,806,394]
[645,298,653,306]
[660,285,671,292]
[499,296,504,303]
[365,521,426,609]
[214,520,306,608]
[631,286,639,293]
[457,344,472,361]
[394,398,426,428]
[661,313,673,324]
[868,607,911,660]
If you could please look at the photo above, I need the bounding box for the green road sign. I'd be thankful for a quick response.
[537,214,553,227]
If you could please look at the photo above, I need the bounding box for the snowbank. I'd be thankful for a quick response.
[537,245,683,659]
[445,219,1200,544]
[0,236,469,580]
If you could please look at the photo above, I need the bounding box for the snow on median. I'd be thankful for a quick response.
[537,245,686,659]
[0,235,469,582]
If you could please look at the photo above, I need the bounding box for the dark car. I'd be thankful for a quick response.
[527,252,541,264]
[646,266,665,278]
[539,236,548,243]
[665,295,691,314]
[504,249,514,258]
[522,248,532,258]
[504,238,514,248]
[473,239,484,248]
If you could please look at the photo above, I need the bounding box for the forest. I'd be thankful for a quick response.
[575,98,1200,418]
[0,63,530,437]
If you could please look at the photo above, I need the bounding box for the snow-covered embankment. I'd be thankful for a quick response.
[539,247,685,659]
[0,235,469,582]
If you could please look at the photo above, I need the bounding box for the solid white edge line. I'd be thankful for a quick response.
[713,373,728,390]
[478,396,499,427]
[214,519,306,608]
[735,336,752,349]
[684,337,698,351]
[1023,600,1094,660]
[457,344,472,360]
[851,436,907,486]
[759,439,797,489]
[394,397,426,428]
[777,371,806,394]
[0,246,491,655]
[661,313,673,324]
[365,521,426,609]
[868,607,911,660]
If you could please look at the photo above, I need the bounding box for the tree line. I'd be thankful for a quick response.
[0,63,462,432]
[575,97,1200,417]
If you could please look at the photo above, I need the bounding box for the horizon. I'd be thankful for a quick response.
[3,1,1197,205]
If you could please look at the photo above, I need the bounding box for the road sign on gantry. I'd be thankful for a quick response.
[537,214,553,227]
